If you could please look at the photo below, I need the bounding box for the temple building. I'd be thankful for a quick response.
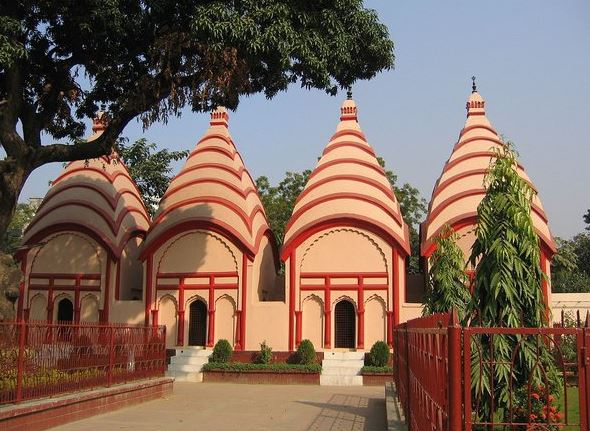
[420,85,557,303]
[281,97,411,351]
[139,108,283,349]
[17,113,150,325]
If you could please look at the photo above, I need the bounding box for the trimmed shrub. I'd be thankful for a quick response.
[368,341,390,367]
[210,339,233,363]
[255,340,273,364]
[361,365,393,374]
[202,362,321,373]
[296,339,316,365]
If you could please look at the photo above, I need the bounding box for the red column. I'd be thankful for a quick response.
[239,254,248,350]
[144,257,153,326]
[207,277,215,347]
[288,251,296,351]
[295,311,302,347]
[151,309,158,326]
[392,248,400,326]
[386,311,394,348]
[177,280,185,346]
[357,276,365,349]
[103,258,111,322]
[46,279,54,322]
[234,309,242,350]
[74,276,81,323]
[324,277,331,349]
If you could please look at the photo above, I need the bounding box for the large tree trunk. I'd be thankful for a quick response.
[0,161,30,247]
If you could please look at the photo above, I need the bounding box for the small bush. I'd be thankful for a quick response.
[202,362,321,373]
[255,340,273,364]
[361,365,393,374]
[296,339,316,365]
[368,341,390,367]
[210,339,233,363]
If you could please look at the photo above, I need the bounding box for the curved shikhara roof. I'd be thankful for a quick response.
[282,99,411,258]
[421,91,556,257]
[23,114,150,257]
[143,107,271,257]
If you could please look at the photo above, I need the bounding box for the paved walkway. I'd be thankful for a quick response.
[50,383,387,431]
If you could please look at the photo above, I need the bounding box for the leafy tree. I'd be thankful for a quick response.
[468,143,559,422]
[0,199,38,254]
[0,1,394,241]
[584,209,590,230]
[422,225,470,320]
[0,251,21,319]
[117,138,188,217]
[551,234,590,293]
[256,170,311,246]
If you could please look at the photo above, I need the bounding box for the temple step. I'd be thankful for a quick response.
[320,351,364,386]
[167,348,212,382]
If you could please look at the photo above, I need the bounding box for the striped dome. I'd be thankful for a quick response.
[421,90,556,257]
[143,107,271,257]
[23,113,150,256]
[282,98,411,258]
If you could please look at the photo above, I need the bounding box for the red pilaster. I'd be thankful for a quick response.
[177,279,186,346]
[386,310,394,348]
[207,277,215,347]
[46,279,54,322]
[288,251,296,351]
[357,276,365,349]
[295,311,302,347]
[145,257,153,326]
[239,253,248,350]
[392,248,400,326]
[151,309,158,326]
[324,276,331,349]
[234,309,242,350]
[102,258,111,322]
[74,275,81,323]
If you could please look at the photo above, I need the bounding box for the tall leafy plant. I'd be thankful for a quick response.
[468,143,559,424]
[422,225,471,320]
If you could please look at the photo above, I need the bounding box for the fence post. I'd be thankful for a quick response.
[107,326,114,387]
[404,323,411,427]
[15,319,26,403]
[583,312,590,431]
[448,309,462,431]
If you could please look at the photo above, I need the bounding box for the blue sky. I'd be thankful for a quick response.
[20,0,590,239]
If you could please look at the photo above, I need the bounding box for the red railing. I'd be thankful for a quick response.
[0,320,166,405]
[393,311,590,431]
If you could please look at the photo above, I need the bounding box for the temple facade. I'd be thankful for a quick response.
[420,87,557,304]
[16,87,559,351]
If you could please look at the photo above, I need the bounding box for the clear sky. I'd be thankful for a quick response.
[19,0,590,239]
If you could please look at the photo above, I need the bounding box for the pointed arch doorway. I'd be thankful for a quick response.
[334,300,356,349]
[188,300,207,346]
[57,298,74,322]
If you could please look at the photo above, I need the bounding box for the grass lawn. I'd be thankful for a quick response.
[560,386,580,429]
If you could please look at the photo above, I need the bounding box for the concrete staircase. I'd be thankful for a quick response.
[320,351,364,386]
[166,347,212,382]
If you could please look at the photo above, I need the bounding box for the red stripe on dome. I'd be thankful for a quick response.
[459,124,498,138]
[196,133,234,147]
[52,166,135,188]
[309,158,385,180]
[161,178,257,201]
[322,141,375,157]
[187,146,234,162]
[453,135,504,152]
[295,174,395,205]
[285,192,403,234]
[442,151,524,173]
[329,129,367,142]
[172,163,244,182]
[281,215,410,261]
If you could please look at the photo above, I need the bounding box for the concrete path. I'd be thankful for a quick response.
[50,383,387,431]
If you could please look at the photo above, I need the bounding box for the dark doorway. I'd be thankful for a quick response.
[188,300,207,346]
[57,298,74,322]
[334,300,356,349]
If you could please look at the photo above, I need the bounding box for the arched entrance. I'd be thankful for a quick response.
[334,300,356,349]
[57,298,74,322]
[188,300,207,346]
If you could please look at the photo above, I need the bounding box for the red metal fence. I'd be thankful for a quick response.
[0,320,166,405]
[393,311,590,431]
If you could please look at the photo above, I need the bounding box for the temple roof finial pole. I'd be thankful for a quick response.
[471,76,477,93]
[346,87,353,100]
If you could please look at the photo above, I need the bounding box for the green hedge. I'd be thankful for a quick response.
[203,362,321,373]
[361,366,393,374]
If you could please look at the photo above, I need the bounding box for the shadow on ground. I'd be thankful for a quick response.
[299,394,386,431]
